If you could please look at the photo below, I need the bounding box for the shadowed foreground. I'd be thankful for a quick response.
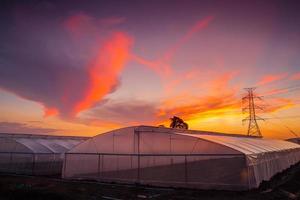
[0,163,300,200]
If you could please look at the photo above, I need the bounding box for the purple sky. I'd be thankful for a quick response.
[0,0,300,138]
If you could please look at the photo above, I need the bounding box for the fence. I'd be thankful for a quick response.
[63,153,249,190]
[0,152,63,175]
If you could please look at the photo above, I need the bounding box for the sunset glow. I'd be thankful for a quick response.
[0,0,299,139]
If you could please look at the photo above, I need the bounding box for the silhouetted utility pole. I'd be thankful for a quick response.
[242,88,264,137]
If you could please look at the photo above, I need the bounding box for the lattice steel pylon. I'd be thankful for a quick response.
[242,87,264,137]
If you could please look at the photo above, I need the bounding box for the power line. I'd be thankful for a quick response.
[267,117,298,138]
[263,120,298,138]
[261,99,299,138]
[242,87,264,137]
[263,115,300,119]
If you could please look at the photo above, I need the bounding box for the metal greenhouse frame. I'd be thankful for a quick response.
[63,126,300,190]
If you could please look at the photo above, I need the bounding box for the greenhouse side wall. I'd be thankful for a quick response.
[63,153,249,190]
[0,152,62,175]
[247,148,300,188]
[0,136,85,176]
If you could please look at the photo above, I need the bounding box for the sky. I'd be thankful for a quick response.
[0,0,300,139]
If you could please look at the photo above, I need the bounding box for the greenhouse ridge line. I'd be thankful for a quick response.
[65,152,244,156]
[0,132,90,140]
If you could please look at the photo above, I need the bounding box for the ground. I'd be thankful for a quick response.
[0,163,300,200]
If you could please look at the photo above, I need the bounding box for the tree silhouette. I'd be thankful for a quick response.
[170,116,188,129]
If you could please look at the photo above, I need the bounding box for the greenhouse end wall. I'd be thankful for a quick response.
[0,152,62,175]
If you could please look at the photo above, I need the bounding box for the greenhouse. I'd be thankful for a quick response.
[0,133,86,175]
[63,126,300,190]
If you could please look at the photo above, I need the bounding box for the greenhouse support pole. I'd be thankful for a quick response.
[9,152,13,172]
[101,155,104,175]
[247,166,250,190]
[245,156,251,190]
[134,129,140,183]
[184,155,187,184]
[98,154,101,179]
[63,153,67,178]
[137,130,140,183]
[32,154,36,175]
[52,153,55,173]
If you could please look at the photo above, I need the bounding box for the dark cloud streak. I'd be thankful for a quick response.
[0,121,59,134]
[84,99,159,124]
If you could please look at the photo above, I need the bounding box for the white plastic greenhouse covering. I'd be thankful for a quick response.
[63,126,300,190]
[0,133,86,175]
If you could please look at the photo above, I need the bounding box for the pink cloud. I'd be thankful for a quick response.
[132,15,215,78]
[256,73,288,86]
[74,32,132,115]
[290,72,300,80]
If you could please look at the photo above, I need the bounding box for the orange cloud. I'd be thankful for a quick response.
[130,54,172,77]
[264,98,295,113]
[290,72,300,80]
[37,13,133,117]
[256,73,288,86]
[209,72,238,93]
[157,96,239,121]
[132,16,216,103]
[264,88,290,96]
[44,107,59,117]
[162,67,206,95]
[157,72,240,122]
[74,32,132,115]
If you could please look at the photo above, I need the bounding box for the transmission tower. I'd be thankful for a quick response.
[242,87,264,137]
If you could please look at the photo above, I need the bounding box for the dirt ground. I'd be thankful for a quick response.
[0,163,300,200]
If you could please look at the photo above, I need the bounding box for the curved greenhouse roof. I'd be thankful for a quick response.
[179,133,300,155]
[0,134,86,153]
[64,126,300,190]
[68,126,300,155]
